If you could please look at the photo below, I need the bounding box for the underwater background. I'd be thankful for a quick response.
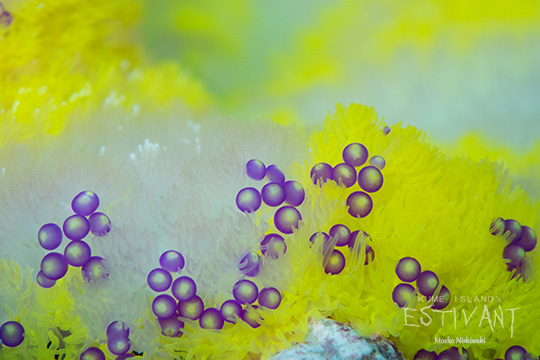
[1,0,540,359]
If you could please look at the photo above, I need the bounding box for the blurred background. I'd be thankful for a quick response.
[140,0,540,151]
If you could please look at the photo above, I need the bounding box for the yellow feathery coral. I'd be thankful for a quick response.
[0,0,212,148]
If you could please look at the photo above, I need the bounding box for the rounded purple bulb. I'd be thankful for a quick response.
[220,300,243,323]
[88,212,111,236]
[41,252,68,281]
[177,295,204,320]
[369,155,386,170]
[233,279,259,304]
[241,306,262,328]
[258,287,282,309]
[38,223,63,250]
[392,283,416,308]
[358,166,383,193]
[171,276,197,302]
[396,257,422,282]
[107,336,130,356]
[346,191,373,218]
[80,347,105,360]
[199,308,225,330]
[158,315,184,337]
[72,191,100,216]
[0,321,25,347]
[81,256,109,283]
[106,321,129,340]
[329,224,351,247]
[438,347,463,360]
[430,285,451,310]
[159,250,185,272]
[490,217,506,236]
[260,234,287,259]
[414,349,438,360]
[310,162,333,186]
[274,206,302,234]
[266,164,285,184]
[383,126,391,135]
[64,240,91,267]
[505,219,523,243]
[309,232,329,245]
[238,252,261,277]
[63,214,90,241]
[261,182,286,207]
[514,226,537,252]
[325,249,346,275]
[246,159,266,180]
[37,270,56,288]
[152,294,177,319]
[236,187,262,213]
[503,244,526,269]
[416,271,439,297]
[283,180,305,206]
[505,346,527,360]
[332,163,357,188]
[342,143,368,167]
[147,268,173,292]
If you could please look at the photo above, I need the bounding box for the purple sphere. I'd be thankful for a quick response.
[505,219,523,243]
[41,252,68,281]
[325,249,346,275]
[0,321,25,347]
[152,294,177,319]
[329,224,351,247]
[147,268,173,292]
[171,276,197,302]
[283,180,305,207]
[159,250,185,272]
[177,295,204,320]
[246,159,266,180]
[81,256,109,283]
[342,143,369,167]
[199,308,225,330]
[503,244,526,269]
[358,166,384,193]
[107,336,130,356]
[491,217,505,236]
[37,270,56,288]
[266,164,285,184]
[88,212,111,236]
[258,287,282,309]
[514,226,537,252]
[261,182,286,207]
[392,283,416,308]
[233,279,259,304]
[346,191,373,218]
[383,126,391,135]
[332,163,357,188]
[158,315,184,337]
[106,321,129,340]
[236,187,262,213]
[241,306,262,328]
[310,162,333,186]
[414,349,438,360]
[274,206,302,234]
[396,257,422,282]
[505,346,527,360]
[80,347,105,360]
[309,232,329,245]
[238,252,261,277]
[347,231,375,265]
[38,223,63,250]
[260,234,287,259]
[72,191,100,216]
[438,347,462,360]
[220,300,243,323]
[63,214,90,241]
[431,285,451,310]
[369,155,386,170]
[416,271,439,297]
[64,240,91,267]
